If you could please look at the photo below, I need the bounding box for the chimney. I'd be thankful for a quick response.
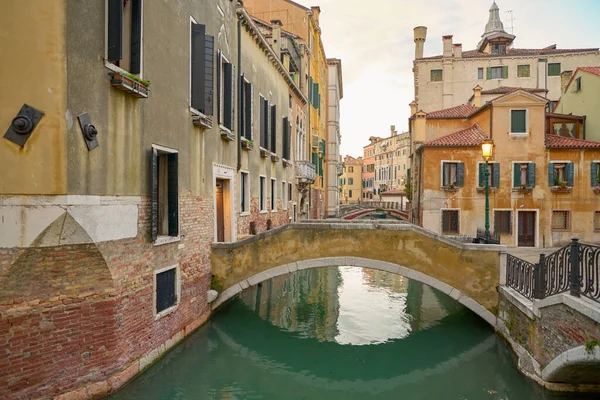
[472,85,483,107]
[413,26,427,59]
[560,70,573,94]
[271,20,283,57]
[409,101,418,116]
[391,125,397,136]
[453,43,462,58]
[442,35,453,58]
[413,111,427,143]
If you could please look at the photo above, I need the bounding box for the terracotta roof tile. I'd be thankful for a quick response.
[426,104,480,119]
[480,86,548,95]
[577,66,600,77]
[545,134,600,149]
[419,47,598,60]
[424,124,488,147]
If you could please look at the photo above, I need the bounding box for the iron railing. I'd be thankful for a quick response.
[476,228,500,244]
[506,238,600,302]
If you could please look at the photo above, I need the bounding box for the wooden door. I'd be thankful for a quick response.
[518,211,535,247]
[216,180,225,242]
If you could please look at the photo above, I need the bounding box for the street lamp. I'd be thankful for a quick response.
[481,140,494,243]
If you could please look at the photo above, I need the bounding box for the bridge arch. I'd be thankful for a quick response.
[212,256,497,327]
[541,345,600,384]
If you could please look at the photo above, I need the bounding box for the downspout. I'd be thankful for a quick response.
[489,103,493,140]
[237,11,242,171]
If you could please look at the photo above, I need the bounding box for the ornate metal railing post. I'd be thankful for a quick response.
[533,253,546,299]
[570,237,581,297]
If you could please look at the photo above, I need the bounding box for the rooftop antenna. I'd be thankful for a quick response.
[505,10,516,47]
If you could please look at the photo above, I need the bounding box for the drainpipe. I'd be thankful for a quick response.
[237,11,242,171]
[489,103,493,140]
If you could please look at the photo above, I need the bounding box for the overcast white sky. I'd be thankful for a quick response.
[309,0,600,158]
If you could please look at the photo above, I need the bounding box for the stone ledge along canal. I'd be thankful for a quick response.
[107,266,595,399]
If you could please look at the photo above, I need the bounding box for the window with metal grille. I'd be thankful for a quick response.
[151,147,178,243]
[548,63,561,77]
[155,267,177,314]
[494,210,512,235]
[551,210,570,231]
[441,210,460,234]
[595,211,600,232]
[517,64,530,78]
[430,69,443,82]
[107,0,143,74]
[510,110,527,133]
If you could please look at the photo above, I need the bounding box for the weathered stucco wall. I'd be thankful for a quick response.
[554,70,600,142]
[211,223,501,313]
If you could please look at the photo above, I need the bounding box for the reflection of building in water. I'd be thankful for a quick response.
[361,268,409,294]
[239,267,341,341]
[405,280,463,331]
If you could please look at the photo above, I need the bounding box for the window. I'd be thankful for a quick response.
[282,117,291,160]
[478,67,484,80]
[270,105,277,153]
[595,211,600,232]
[575,77,582,92]
[494,210,512,235]
[348,166,354,173]
[548,162,574,187]
[513,162,536,187]
[441,210,459,234]
[348,178,354,185]
[282,181,287,210]
[430,69,443,82]
[442,162,464,187]
[288,183,292,204]
[218,53,234,130]
[552,123,577,138]
[107,0,143,74]
[548,63,561,77]
[592,162,600,187]
[517,64,530,78]
[552,210,570,231]
[491,43,506,55]
[155,266,179,315]
[151,146,179,243]
[259,176,266,211]
[488,66,507,79]
[190,19,215,115]
[240,171,249,213]
[259,96,268,149]
[478,163,500,188]
[242,80,253,139]
[510,109,528,133]
[349,189,353,198]
[271,178,276,211]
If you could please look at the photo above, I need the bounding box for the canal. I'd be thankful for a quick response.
[108,266,594,400]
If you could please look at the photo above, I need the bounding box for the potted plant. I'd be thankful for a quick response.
[109,71,150,98]
[551,180,571,193]
[513,184,533,193]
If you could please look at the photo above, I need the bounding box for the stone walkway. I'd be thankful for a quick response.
[507,247,561,263]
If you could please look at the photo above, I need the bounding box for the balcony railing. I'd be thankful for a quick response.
[296,161,316,184]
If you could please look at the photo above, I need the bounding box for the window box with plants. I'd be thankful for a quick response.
[109,72,150,98]
[241,138,254,150]
[550,181,572,193]
[442,184,459,192]
[512,184,533,193]
[476,187,497,194]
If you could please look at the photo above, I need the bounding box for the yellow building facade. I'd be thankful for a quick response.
[340,156,363,204]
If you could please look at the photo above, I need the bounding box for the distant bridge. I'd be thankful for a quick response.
[338,201,409,220]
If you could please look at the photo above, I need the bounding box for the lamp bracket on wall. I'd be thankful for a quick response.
[77,113,98,151]
[3,104,44,147]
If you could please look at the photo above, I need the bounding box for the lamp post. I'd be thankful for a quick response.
[481,140,494,243]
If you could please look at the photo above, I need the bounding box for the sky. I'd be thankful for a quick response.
[306,0,600,158]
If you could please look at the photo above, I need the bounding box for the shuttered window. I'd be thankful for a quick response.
[191,22,215,115]
[513,162,536,187]
[243,81,253,140]
[478,163,500,188]
[259,96,268,149]
[591,162,599,187]
[494,210,512,235]
[430,69,443,82]
[442,162,464,187]
[282,117,291,161]
[155,267,177,314]
[107,0,143,74]
[548,63,561,77]
[151,147,179,242]
[222,62,234,130]
[548,162,574,187]
[517,64,530,78]
[510,110,527,133]
[441,210,459,234]
[487,66,506,79]
[270,105,277,153]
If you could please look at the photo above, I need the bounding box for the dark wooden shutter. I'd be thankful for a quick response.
[492,163,500,188]
[566,163,574,187]
[270,105,277,153]
[308,77,313,106]
[107,0,123,62]
[528,163,536,187]
[244,82,253,140]
[456,163,464,187]
[282,117,289,160]
[513,163,521,187]
[216,50,221,123]
[260,98,267,148]
[592,162,599,187]
[229,63,236,130]
[204,35,215,115]
[167,153,179,236]
[191,23,206,112]
[156,268,176,313]
[130,0,142,74]
[151,148,158,242]
[548,163,555,186]
[223,63,233,130]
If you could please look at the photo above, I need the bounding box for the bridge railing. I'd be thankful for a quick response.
[506,238,600,302]
[359,200,409,213]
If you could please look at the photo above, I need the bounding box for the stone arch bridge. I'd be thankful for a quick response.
[339,201,409,220]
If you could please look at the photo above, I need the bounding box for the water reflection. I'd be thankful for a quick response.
[108,266,595,400]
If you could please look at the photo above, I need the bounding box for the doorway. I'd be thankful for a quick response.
[517,211,536,247]
[216,180,225,242]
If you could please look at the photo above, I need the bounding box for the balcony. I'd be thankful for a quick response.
[296,161,316,184]
[311,135,319,150]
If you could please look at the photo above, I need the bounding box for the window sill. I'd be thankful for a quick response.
[512,187,533,194]
[271,209,278,213]
[442,186,460,192]
[220,126,235,141]
[476,187,498,193]
[240,211,251,217]
[593,187,600,194]
[241,138,254,150]
[283,159,292,168]
[550,186,573,193]
[271,153,280,162]
[260,147,270,158]
[109,72,149,98]
[509,132,529,137]
[155,303,179,321]
[259,210,268,214]
[191,108,213,129]
[153,235,181,246]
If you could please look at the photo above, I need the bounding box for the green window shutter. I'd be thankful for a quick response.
[309,77,313,104]
[318,157,323,177]
[513,164,521,187]
[528,163,536,187]
[486,67,492,80]
[478,163,485,187]
[511,110,527,133]
[492,163,500,188]
[548,63,561,76]
[312,152,318,167]
[456,163,464,187]
[591,162,599,187]
[548,163,555,186]
[502,65,508,79]
[566,163,574,187]
[167,153,179,236]
[150,148,158,242]
[107,0,123,62]
[191,23,206,112]
[130,0,142,74]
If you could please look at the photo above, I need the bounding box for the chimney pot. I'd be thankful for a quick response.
[453,43,462,58]
[413,26,427,59]
[472,85,483,107]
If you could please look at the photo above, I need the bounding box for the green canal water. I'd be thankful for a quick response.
[108,266,594,400]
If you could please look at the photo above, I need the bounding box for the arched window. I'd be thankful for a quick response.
[349,189,353,198]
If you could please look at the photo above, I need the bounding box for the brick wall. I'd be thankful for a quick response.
[0,195,214,399]
[238,198,290,236]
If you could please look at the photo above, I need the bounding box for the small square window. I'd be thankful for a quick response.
[494,210,512,235]
[155,266,178,315]
[477,67,484,80]
[552,210,570,231]
[548,63,561,77]
[442,210,460,234]
[517,64,530,78]
[430,69,443,82]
